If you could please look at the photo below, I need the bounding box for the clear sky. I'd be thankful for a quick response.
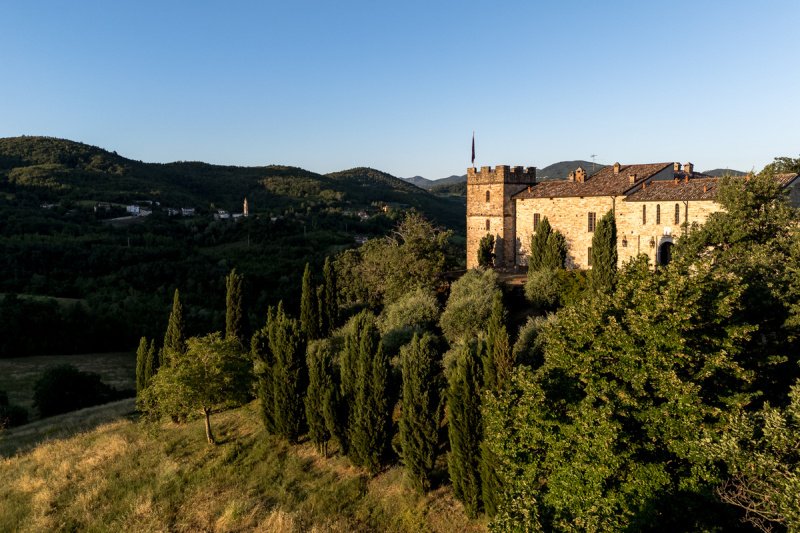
[1,1,798,179]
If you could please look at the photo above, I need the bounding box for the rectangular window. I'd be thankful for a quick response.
[642,205,647,225]
[533,213,540,230]
[588,212,596,232]
[588,247,593,267]
[656,204,661,224]
[675,203,680,225]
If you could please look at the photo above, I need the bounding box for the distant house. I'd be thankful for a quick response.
[354,234,369,244]
[126,205,140,215]
[166,207,180,216]
[139,208,152,217]
[357,210,369,221]
[180,208,195,216]
[214,210,231,220]
[94,202,111,213]
[40,203,56,209]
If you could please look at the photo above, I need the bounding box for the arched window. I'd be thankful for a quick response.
[674,203,680,225]
[486,190,490,202]
[656,204,661,224]
[485,219,490,231]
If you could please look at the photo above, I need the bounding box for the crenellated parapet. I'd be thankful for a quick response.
[467,165,537,185]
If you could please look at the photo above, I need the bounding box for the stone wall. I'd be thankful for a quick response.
[515,196,723,269]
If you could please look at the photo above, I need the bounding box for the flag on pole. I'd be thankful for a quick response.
[471,132,475,166]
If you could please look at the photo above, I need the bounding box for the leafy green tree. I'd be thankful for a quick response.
[251,314,276,433]
[523,267,560,311]
[588,210,617,293]
[140,333,252,444]
[377,287,440,354]
[713,381,800,532]
[300,263,320,340]
[440,269,501,344]
[162,289,186,363]
[399,333,441,493]
[348,314,391,474]
[528,217,551,272]
[225,268,244,344]
[477,233,495,268]
[759,154,800,176]
[305,340,336,456]
[447,340,484,518]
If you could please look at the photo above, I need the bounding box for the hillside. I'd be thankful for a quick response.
[0,401,482,532]
[702,168,748,177]
[0,136,463,229]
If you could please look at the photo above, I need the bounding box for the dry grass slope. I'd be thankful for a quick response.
[0,402,485,532]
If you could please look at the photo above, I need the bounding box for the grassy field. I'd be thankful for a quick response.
[0,401,484,532]
[0,352,136,414]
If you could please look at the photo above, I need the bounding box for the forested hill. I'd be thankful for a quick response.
[0,136,464,230]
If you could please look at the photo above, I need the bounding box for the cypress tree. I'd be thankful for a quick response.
[477,234,495,268]
[399,333,441,493]
[528,217,551,272]
[269,303,307,442]
[305,340,335,456]
[225,268,244,344]
[163,289,185,364]
[143,339,159,387]
[135,336,149,395]
[589,210,618,293]
[542,229,567,270]
[316,284,327,336]
[322,256,338,334]
[300,263,319,340]
[348,316,391,474]
[447,340,484,518]
[252,308,277,433]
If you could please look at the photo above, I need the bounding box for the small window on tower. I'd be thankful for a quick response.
[486,190,490,203]
[588,212,597,232]
[642,205,647,225]
[656,204,661,224]
[485,219,490,231]
[533,213,541,230]
[675,203,680,225]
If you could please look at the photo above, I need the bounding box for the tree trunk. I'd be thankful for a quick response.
[203,408,215,445]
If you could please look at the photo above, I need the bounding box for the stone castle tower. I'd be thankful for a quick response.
[466,165,536,269]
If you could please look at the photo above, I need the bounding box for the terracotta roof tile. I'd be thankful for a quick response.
[625,177,719,201]
[512,163,672,199]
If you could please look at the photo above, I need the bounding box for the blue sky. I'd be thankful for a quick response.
[1,1,798,178]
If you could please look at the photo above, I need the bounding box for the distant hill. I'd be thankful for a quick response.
[403,175,434,188]
[702,168,748,177]
[0,136,464,230]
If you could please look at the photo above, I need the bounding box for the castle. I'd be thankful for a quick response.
[466,161,800,270]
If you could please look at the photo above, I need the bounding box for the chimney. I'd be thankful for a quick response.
[628,173,637,184]
[703,184,708,193]
[685,162,694,175]
[568,171,575,182]
[642,182,647,189]
[673,162,681,173]
[575,167,586,183]
[613,162,621,175]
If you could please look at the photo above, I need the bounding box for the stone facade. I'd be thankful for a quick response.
[467,161,800,270]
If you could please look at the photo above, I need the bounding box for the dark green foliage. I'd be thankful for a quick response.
[528,217,551,272]
[347,313,392,474]
[305,340,336,456]
[322,256,338,335]
[588,210,617,293]
[0,389,28,428]
[483,293,512,392]
[139,333,252,444]
[377,287,440,355]
[225,268,244,344]
[523,268,560,312]
[399,333,441,493]
[300,263,320,340]
[477,234,495,268]
[162,289,186,363]
[447,341,484,518]
[143,339,158,386]
[251,312,276,433]
[33,364,129,418]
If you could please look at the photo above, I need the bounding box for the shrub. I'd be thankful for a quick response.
[0,390,28,428]
[33,364,129,418]
[440,269,500,344]
[524,268,560,311]
[378,288,440,354]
